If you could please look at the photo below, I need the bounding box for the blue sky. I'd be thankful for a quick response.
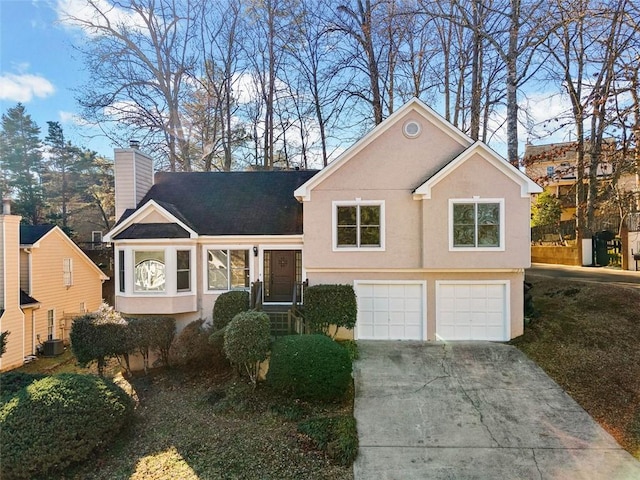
[0,0,574,165]
[0,0,113,158]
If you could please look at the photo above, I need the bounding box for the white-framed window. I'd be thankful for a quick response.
[333,200,385,251]
[119,247,195,296]
[134,251,166,292]
[91,231,103,249]
[207,249,250,291]
[47,309,55,340]
[449,198,505,251]
[118,250,125,293]
[63,258,73,286]
[176,250,191,291]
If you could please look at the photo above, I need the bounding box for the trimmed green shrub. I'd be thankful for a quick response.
[212,290,250,331]
[0,373,134,480]
[298,415,358,466]
[337,339,359,361]
[169,319,217,367]
[0,330,9,357]
[304,284,357,337]
[147,316,176,367]
[266,334,352,402]
[224,311,271,386]
[70,313,132,375]
[0,372,46,402]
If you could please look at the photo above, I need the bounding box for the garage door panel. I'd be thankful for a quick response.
[388,298,405,310]
[437,282,508,341]
[356,282,425,340]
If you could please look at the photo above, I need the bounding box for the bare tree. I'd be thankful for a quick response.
[61,0,199,171]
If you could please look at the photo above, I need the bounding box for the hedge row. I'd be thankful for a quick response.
[70,309,175,375]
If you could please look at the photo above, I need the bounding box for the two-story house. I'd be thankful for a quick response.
[104,98,541,342]
[0,200,108,371]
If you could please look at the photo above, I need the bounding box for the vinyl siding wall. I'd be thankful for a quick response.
[0,215,25,371]
[29,230,104,345]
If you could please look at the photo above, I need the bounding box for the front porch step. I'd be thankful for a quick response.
[258,305,294,336]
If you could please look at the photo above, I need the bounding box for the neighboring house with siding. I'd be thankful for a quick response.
[104,98,541,342]
[0,201,108,371]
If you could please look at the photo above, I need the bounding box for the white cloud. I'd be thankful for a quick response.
[59,110,89,126]
[55,0,145,37]
[0,73,55,102]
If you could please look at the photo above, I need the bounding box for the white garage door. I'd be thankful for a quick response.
[356,282,425,340]
[436,281,508,341]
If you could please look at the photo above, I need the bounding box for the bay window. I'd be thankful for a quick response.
[134,251,165,292]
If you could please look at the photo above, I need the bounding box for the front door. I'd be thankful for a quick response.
[265,250,297,302]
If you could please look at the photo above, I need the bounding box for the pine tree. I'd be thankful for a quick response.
[0,104,44,224]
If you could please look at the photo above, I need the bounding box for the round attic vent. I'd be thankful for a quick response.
[403,120,421,138]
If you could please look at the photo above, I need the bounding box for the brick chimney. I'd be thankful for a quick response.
[114,141,154,220]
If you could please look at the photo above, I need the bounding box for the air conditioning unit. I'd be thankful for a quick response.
[43,339,64,357]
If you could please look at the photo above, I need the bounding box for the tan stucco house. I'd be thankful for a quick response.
[104,98,542,342]
[0,201,108,371]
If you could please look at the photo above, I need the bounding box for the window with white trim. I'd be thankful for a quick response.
[118,250,125,293]
[134,251,166,292]
[450,199,504,249]
[176,250,191,291]
[47,309,55,340]
[334,201,384,250]
[63,258,73,286]
[207,249,250,290]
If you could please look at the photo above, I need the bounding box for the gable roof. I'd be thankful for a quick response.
[20,225,109,281]
[294,97,474,201]
[20,224,56,245]
[412,141,543,199]
[114,223,190,240]
[109,170,319,238]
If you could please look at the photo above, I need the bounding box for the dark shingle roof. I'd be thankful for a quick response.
[20,290,39,306]
[20,225,56,245]
[134,170,319,235]
[114,223,190,239]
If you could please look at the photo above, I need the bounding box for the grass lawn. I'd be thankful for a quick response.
[15,355,354,480]
[512,274,640,460]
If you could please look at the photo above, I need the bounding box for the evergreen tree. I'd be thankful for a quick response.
[43,121,94,231]
[0,104,44,224]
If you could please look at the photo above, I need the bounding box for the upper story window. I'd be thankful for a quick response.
[333,201,385,251]
[63,258,73,286]
[134,251,165,292]
[207,249,250,291]
[450,199,504,250]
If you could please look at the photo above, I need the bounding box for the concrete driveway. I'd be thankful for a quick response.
[353,341,640,480]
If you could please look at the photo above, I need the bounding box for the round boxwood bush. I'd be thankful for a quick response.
[213,290,250,331]
[266,334,352,402]
[0,373,134,480]
[224,311,271,386]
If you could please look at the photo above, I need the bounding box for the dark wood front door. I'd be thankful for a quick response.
[266,250,296,302]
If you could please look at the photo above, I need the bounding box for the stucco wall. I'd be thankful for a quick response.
[423,154,533,269]
[303,110,469,270]
[307,270,525,341]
